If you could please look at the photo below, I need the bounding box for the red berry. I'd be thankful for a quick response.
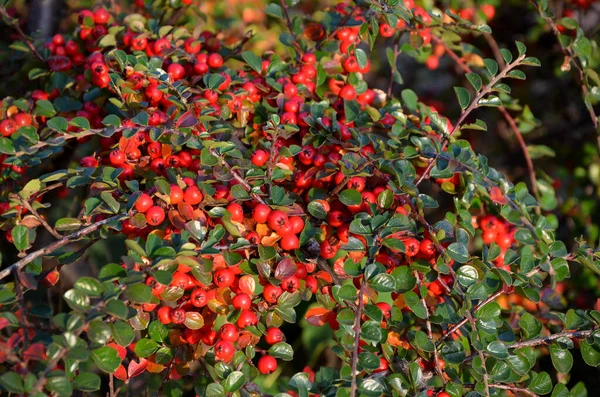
[135,193,153,213]
[0,119,17,137]
[265,327,284,345]
[214,340,235,363]
[219,323,239,342]
[251,149,269,166]
[158,306,172,324]
[253,204,272,223]
[257,355,278,374]
[184,186,203,205]
[226,202,244,223]
[232,293,252,310]
[146,206,165,226]
[109,149,126,166]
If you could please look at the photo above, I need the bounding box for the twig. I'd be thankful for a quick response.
[0,7,45,62]
[210,149,267,205]
[438,289,504,345]
[0,214,128,281]
[16,195,62,239]
[431,34,540,207]
[325,159,374,202]
[529,0,600,152]
[508,329,595,349]
[489,384,538,397]
[415,47,526,187]
[415,271,445,383]
[349,280,366,397]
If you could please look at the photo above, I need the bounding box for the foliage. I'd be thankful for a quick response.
[0,0,599,396]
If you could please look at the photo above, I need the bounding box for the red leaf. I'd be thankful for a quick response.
[176,110,199,128]
[0,318,9,331]
[128,358,148,378]
[114,364,128,381]
[23,343,47,361]
[490,186,507,204]
[305,307,331,326]
[274,257,297,281]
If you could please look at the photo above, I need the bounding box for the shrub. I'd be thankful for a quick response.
[0,0,599,396]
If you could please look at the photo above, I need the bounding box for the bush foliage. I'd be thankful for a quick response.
[0,0,599,396]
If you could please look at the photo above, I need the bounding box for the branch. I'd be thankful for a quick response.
[489,384,538,397]
[508,329,595,349]
[414,271,446,383]
[210,149,268,206]
[437,289,504,345]
[0,7,45,62]
[0,214,127,281]
[15,194,62,239]
[349,279,366,397]
[416,49,527,187]
[430,34,541,206]
[529,0,600,151]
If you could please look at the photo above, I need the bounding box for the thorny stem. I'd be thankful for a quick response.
[430,34,541,208]
[0,214,128,281]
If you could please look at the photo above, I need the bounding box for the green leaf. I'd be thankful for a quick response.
[74,277,104,297]
[529,371,553,395]
[549,344,573,373]
[478,95,502,107]
[0,372,25,393]
[401,89,418,111]
[516,41,527,56]
[454,87,471,110]
[73,372,101,391]
[339,189,362,206]
[518,312,542,339]
[500,48,513,64]
[206,383,225,397]
[135,338,160,358]
[484,59,499,76]
[447,242,469,263]
[580,340,600,366]
[265,3,284,19]
[47,117,69,132]
[0,137,15,154]
[63,289,91,312]
[91,346,122,373]
[269,342,294,361]
[486,341,509,359]
[466,72,482,91]
[241,51,262,74]
[125,283,152,303]
[223,371,245,392]
[46,376,73,397]
[404,291,427,319]
[11,225,30,251]
[111,320,135,347]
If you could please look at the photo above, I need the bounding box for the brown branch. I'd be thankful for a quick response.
[415,45,526,187]
[489,384,538,397]
[508,329,595,349]
[210,149,268,205]
[0,214,128,281]
[15,195,62,239]
[0,7,45,62]
[415,271,445,383]
[438,289,504,345]
[349,280,366,397]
